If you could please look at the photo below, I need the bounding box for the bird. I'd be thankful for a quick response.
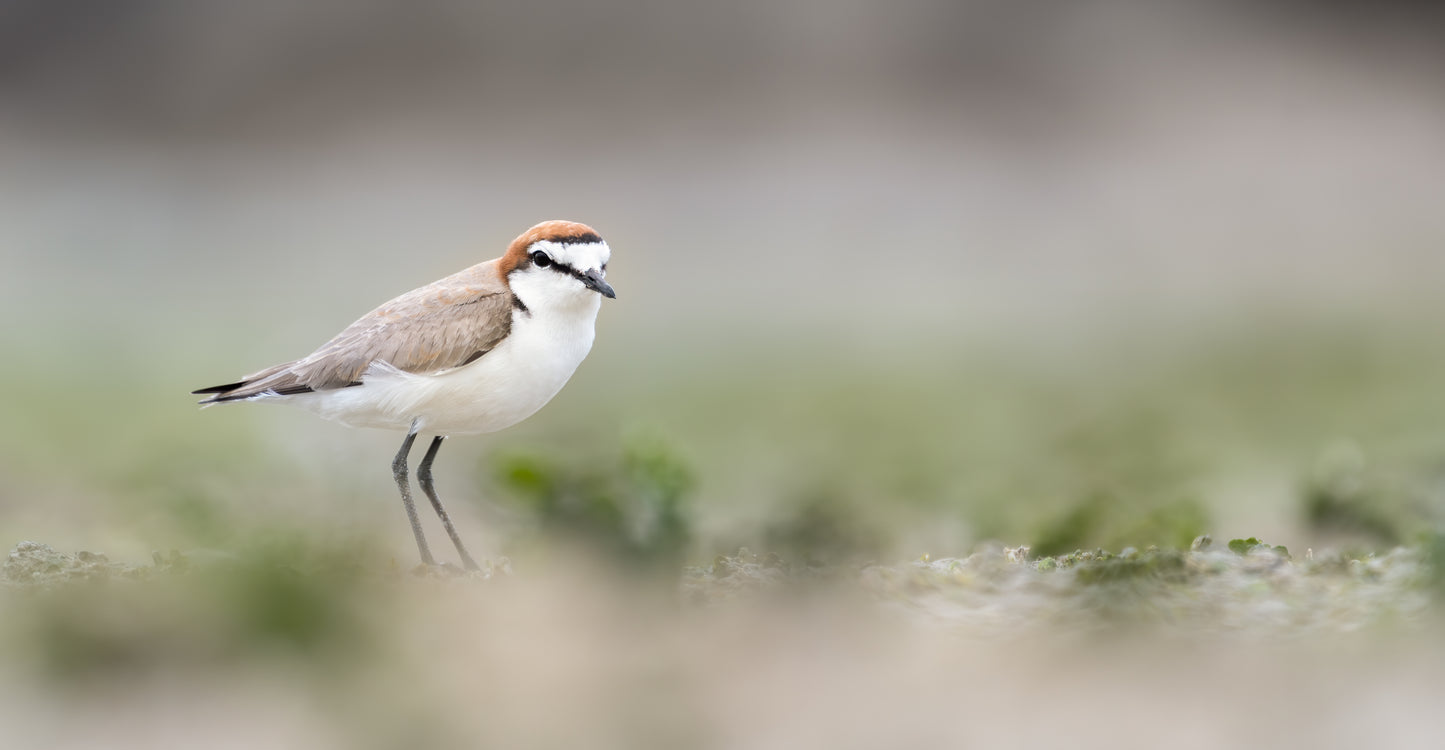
[193,220,615,570]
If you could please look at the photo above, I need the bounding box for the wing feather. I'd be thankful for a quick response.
[196,260,514,402]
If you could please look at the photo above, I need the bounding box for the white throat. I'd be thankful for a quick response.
[508,272,606,317]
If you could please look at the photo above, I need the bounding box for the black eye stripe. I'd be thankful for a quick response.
[548,262,588,282]
[524,251,606,282]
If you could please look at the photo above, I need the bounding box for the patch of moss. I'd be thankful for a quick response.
[1227,537,1289,558]
[493,431,696,568]
[1031,496,1210,558]
[1073,549,1188,585]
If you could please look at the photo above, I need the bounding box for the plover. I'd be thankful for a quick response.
[194,220,615,570]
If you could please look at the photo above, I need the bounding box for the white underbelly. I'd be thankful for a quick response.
[287,310,597,435]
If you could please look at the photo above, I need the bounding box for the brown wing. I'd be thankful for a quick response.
[197,260,514,402]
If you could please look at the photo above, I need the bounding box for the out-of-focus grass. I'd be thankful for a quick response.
[511,316,1445,559]
[5,315,1445,561]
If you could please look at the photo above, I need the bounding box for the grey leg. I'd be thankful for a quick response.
[392,427,436,566]
[417,436,480,571]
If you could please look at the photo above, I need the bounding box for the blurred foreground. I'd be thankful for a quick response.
[2,539,1442,749]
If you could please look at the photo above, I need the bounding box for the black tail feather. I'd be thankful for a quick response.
[194,378,357,403]
[192,381,246,395]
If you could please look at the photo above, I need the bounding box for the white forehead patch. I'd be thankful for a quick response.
[530,240,610,272]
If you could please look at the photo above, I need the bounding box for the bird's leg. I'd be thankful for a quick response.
[392,426,436,567]
[417,436,481,571]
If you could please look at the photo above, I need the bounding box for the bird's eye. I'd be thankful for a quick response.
[530,251,552,268]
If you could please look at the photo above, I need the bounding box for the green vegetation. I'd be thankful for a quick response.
[492,431,694,568]
[1226,537,1289,557]
[7,319,1445,563]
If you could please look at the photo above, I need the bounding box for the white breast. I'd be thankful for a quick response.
[294,295,602,435]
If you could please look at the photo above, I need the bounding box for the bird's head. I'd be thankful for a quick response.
[501,220,615,308]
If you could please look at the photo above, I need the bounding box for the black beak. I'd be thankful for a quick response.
[582,269,616,299]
